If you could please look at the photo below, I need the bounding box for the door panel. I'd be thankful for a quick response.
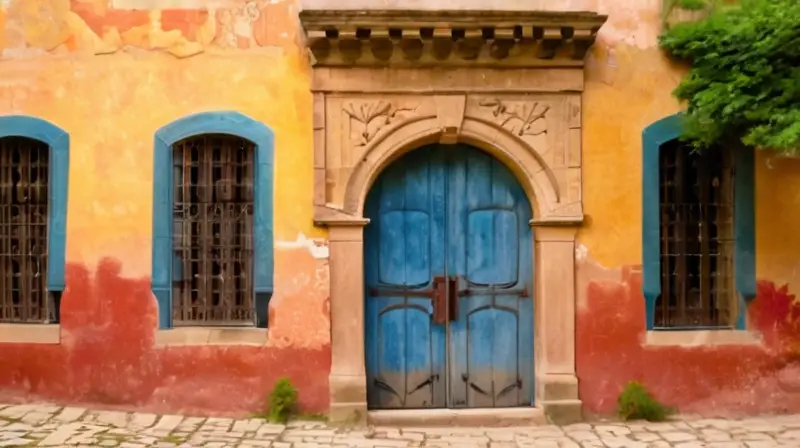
[447,148,534,408]
[365,144,533,410]
[364,149,447,409]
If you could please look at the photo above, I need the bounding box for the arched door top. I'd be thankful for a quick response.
[312,95,585,227]
[344,116,558,220]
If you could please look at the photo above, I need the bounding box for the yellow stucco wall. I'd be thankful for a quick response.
[1,0,333,350]
[1,1,325,279]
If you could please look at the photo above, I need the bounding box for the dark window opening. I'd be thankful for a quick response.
[0,137,55,324]
[172,134,256,326]
[656,141,735,328]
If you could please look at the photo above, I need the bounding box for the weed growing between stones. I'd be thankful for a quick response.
[617,381,674,422]
[267,377,298,424]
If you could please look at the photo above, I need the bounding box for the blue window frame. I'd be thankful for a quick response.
[152,111,274,329]
[642,114,755,330]
[0,115,69,322]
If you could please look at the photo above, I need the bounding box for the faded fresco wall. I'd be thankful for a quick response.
[577,0,800,417]
[0,0,331,415]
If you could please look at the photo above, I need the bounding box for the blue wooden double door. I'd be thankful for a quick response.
[364,144,534,410]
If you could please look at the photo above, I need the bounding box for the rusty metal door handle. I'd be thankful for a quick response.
[448,276,458,321]
[431,276,448,325]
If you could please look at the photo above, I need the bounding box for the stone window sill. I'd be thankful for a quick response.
[155,327,269,347]
[0,324,60,344]
[644,329,762,347]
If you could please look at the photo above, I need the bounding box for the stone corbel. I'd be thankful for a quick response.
[530,217,584,227]
[434,95,466,144]
[314,205,368,227]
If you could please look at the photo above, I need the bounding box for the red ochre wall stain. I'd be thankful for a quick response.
[0,258,330,416]
[577,265,800,417]
[2,0,300,57]
[69,2,150,37]
[159,10,210,42]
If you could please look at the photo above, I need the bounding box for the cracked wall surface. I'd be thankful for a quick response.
[1,0,300,57]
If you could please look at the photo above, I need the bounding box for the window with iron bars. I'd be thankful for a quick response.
[657,141,736,328]
[172,134,256,326]
[0,137,57,324]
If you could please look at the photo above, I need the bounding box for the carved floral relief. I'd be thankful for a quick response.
[478,98,550,137]
[343,100,418,147]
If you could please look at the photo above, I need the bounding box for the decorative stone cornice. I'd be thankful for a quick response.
[299,10,608,68]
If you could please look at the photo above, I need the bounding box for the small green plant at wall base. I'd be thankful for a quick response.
[617,381,673,422]
[267,377,298,424]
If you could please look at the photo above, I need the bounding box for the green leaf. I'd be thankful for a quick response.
[659,0,800,155]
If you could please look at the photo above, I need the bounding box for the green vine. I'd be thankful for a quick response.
[659,0,800,154]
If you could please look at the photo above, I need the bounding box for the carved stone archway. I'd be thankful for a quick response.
[300,9,607,424]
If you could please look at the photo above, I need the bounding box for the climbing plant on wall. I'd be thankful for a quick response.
[659,0,800,154]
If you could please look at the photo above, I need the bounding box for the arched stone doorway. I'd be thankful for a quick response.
[363,143,534,410]
[299,7,607,424]
[320,116,582,423]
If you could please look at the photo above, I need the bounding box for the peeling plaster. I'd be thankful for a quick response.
[276,233,329,259]
[112,0,244,9]
[575,243,589,262]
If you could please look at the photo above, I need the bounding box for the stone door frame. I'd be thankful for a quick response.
[300,9,607,423]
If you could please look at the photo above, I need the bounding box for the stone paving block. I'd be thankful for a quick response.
[3,422,34,432]
[0,437,33,447]
[240,441,274,447]
[95,410,131,427]
[645,442,673,448]
[0,431,28,440]
[632,432,661,442]
[661,432,698,442]
[147,414,186,436]
[0,404,37,419]
[53,406,87,422]
[232,418,265,433]
[257,423,287,435]
[129,412,158,428]
[577,441,605,448]
[38,422,84,446]
[595,425,633,436]
[566,430,599,442]
[21,412,54,425]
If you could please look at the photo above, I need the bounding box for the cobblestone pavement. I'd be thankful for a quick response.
[1,404,800,447]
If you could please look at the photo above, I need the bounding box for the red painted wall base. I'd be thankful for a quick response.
[0,259,330,416]
[578,266,800,417]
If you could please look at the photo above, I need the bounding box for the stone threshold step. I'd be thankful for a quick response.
[368,407,547,427]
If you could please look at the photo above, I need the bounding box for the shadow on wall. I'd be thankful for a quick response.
[577,265,800,417]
